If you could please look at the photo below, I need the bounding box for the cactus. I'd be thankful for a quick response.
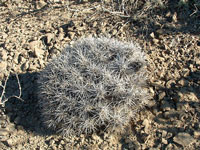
[37,37,149,136]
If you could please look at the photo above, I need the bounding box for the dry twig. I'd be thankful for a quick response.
[0,72,23,107]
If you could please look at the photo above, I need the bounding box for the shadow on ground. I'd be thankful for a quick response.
[3,72,54,136]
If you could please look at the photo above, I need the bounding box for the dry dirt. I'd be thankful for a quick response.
[0,0,200,150]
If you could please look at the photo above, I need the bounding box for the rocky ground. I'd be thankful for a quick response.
[0,0,200,150]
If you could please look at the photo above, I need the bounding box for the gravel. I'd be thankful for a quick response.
[0,0,199,150]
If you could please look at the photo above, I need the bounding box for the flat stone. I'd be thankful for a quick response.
[173,132,195,146]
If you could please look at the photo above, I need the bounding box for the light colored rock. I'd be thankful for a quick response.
[49,139,55,146]
[36,0,47,9]
[142,119,150,133]
[18,55,26,64]
[13,52,19,64]
[0,32,8,39]
[93,21,97,27]
[149,87,154,95]
[0,128,10,136]
[38,59,45,68]
[29,41,39,50]
[178,79,188,86]
[166,79,176,88]
[158,92,166,100]
[92,134,103,144]
[34,48,45,58]
[59,140,65,145]
[172,12,177,22]
[187,92,198,101]
[162,138,168,144]
[50,0,60,3]
[99,142,108,150]
[6,138,14,146]
[150,32,155,38]
[165,143,173,149]
[162,130,167,137]
[45,33,54,44]
[58,32,65,41]
[29,41,45,58]
[112,29,117,35]
[153,38,159,44]
[194,131,200,138]
[6,123,15,132]
[0,50,8,61]
[28,63,38,71]
[173,132,195,146]
[68,32,75,39]
[0,61,7,72]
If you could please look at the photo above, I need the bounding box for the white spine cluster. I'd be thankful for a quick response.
[37,37,149,136]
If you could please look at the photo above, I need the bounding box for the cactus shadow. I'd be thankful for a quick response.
[3,71,55,136]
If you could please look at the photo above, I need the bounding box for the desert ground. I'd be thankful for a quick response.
[0,0,200,150]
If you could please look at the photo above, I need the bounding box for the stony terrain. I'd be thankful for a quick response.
[0,0,200,150]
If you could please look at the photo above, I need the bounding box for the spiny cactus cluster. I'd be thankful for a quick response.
[37,37,149,136]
